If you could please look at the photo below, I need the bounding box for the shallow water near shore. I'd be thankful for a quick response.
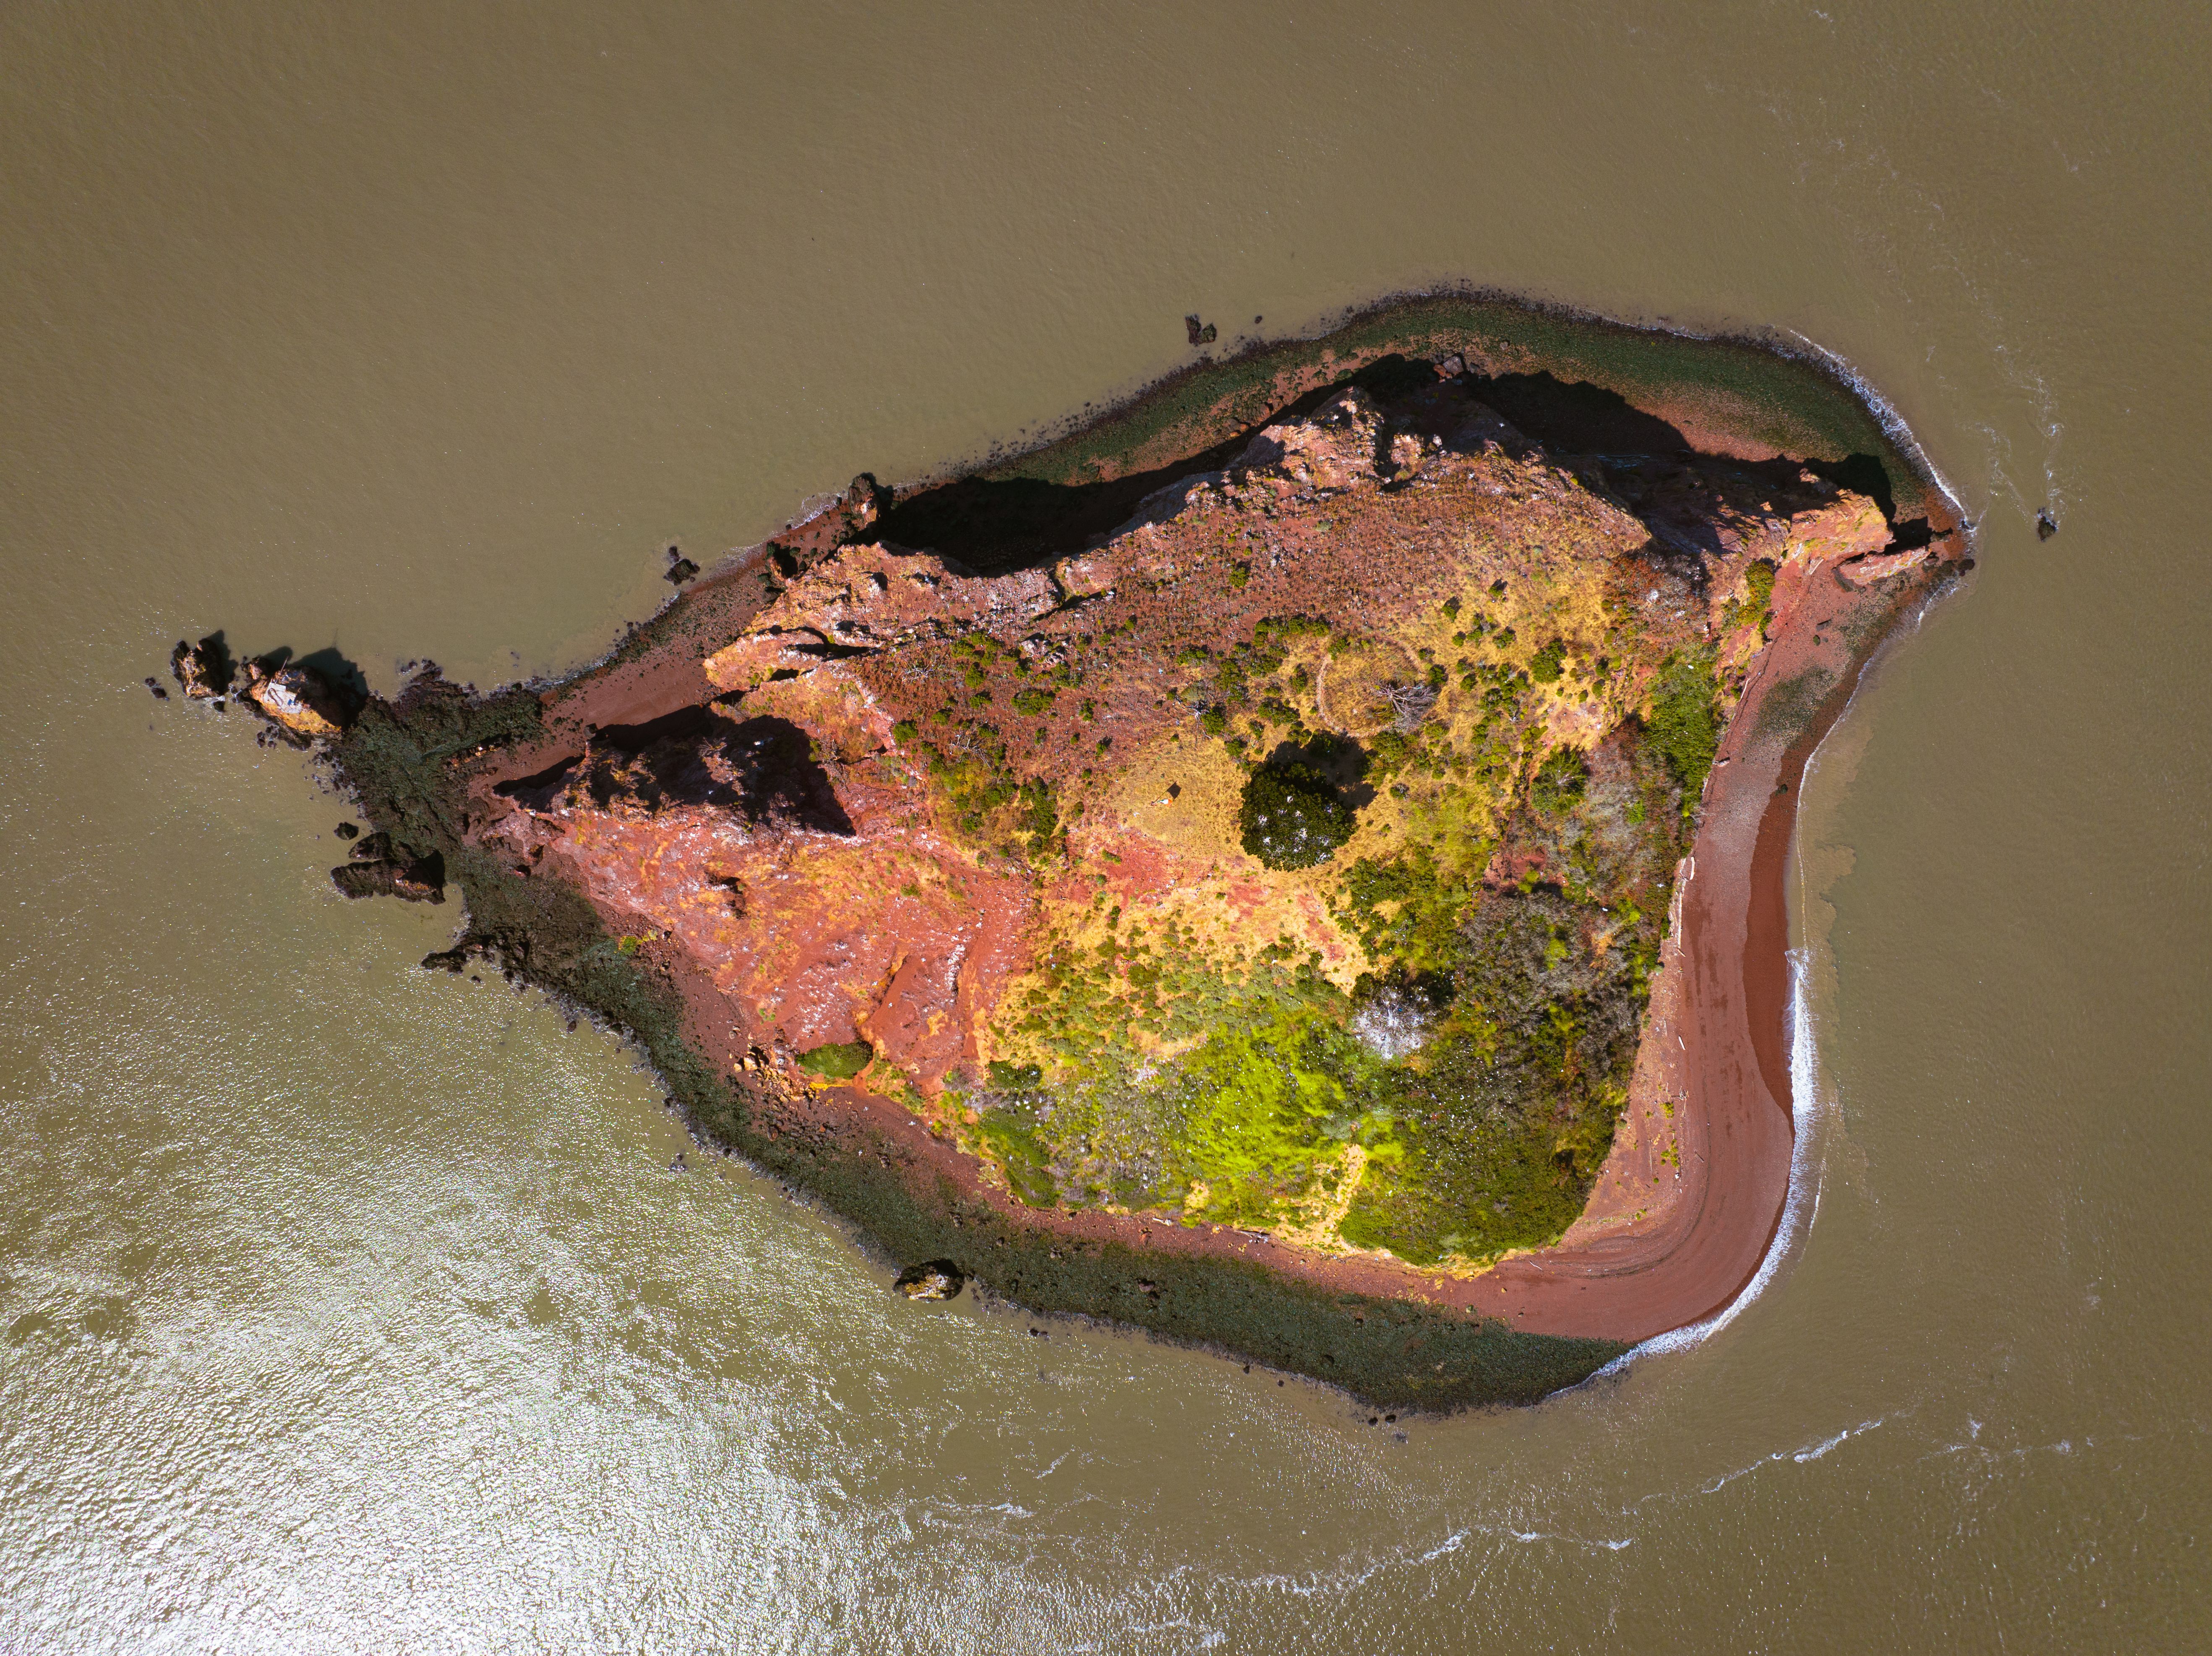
[3,3,2207,1649]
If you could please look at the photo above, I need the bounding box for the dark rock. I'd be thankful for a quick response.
[420,947,470,972]
[895,1260,965,1301]
[334,822,360,840]
[2037,511,2058,541]
[1184,314,1218,346]
[350,831,393,862]
[332,850,446,903]
[144,678,169,700]
[666,546,701,585]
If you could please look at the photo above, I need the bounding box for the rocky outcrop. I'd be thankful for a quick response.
[455,364,1920,1270]
[894,1260,965,1300]
[331,835,445,903]
[169,634,232,700]
[242,661,351,741]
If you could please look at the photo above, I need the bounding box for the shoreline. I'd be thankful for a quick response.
[243,291,1966,1408]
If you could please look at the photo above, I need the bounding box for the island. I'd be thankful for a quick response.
[175,296,1967,1410]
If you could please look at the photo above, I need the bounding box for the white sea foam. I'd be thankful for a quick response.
[1780,331,1970,523]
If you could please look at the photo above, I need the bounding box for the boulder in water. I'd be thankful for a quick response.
[894,1260,965,1301]
[243,662,349,740]
[169,633,232,700]
[332,849,446,903]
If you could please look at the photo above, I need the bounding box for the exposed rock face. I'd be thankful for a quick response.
[1839,544,1932,586]
[243,662,350,740]
[332,834,446,903]
[467,368,1895,1268]
[894,1260,965,1300]
[170,635,232,700]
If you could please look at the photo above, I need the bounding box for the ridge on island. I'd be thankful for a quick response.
[180,296,1968,1411]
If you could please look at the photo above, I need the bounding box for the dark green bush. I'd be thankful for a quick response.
[1239,762,1356,869]
[1646,650,1719,801]
[1529,746,1588,815]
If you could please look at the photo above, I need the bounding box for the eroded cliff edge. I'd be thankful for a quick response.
[184,298,1967,1409]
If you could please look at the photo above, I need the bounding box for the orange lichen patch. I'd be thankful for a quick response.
[243,664,347,739]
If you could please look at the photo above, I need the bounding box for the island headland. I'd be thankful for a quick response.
[175,295,1967,1411]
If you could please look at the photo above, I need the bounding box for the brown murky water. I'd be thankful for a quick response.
[3,3,2206,1648]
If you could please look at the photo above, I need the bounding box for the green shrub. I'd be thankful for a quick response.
[1529,746,1588,815]
[797,1040,873,1079]
[1529,639,1566,683]
[1239,762,1356,869]
[1647,650,1719,800]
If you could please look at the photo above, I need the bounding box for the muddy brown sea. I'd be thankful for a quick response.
[2,3,2205,1648]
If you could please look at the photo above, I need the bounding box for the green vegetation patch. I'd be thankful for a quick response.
[1239,761,1356,869]
[797,1039,874,1080]
[1645,649,1719,804]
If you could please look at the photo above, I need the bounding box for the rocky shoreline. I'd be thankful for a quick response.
[174,294,1967,1410]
